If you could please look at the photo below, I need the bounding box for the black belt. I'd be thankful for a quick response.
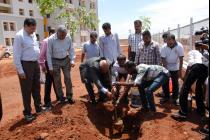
[52,56,68,61]
[21,60,38,63]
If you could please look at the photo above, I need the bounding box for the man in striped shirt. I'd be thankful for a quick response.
[128,20,142,62]
[135,30,161,65]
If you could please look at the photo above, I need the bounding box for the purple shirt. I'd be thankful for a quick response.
[39,38,48,69]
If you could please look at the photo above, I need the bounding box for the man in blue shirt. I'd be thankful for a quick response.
[13,18,44,122]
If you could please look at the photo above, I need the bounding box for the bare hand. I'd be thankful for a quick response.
[19,73,26,80]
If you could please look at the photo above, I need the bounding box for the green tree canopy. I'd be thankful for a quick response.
[140,16,152,31]
[35,0,65,16]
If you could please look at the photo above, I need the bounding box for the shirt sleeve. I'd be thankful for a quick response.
[155,42,162,65]
[160,46,166,58]
[69,38,75,64]
[115,33,122,55]
[99,37,104,57]
[82,43,86,54]
[178,44,184,57]
[13,34,24,74]
[47,38,53,70]
[135,43,140,64]
[89,68,108,94]
[39,40,47,69]
[134,68,148,85]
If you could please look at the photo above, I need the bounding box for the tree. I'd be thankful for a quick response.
[35,0,65,37]
[58,7,99,44]
[57,12,78,39]
[35,0,64,16]
[140,16,151,31]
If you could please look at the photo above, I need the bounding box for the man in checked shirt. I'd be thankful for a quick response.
[128,20,142,62]
[135,30,161,65]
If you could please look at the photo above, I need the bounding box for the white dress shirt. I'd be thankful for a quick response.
[13,29,40,74]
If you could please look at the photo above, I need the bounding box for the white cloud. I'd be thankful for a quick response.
[99,0,209,39]
[139,0,209,34]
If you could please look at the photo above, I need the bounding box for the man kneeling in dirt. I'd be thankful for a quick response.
[115,61,170,114]
[80,57,113,104]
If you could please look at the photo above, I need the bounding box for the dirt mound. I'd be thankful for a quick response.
[0,47,208,140]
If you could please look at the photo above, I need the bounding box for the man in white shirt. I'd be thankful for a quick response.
[160,34,184,105]
[172,51,209,119]
[81,31,100,62]
[13,18,44,122]
[99,23,121,63]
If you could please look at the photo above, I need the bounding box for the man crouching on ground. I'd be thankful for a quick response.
[80,57,113,104]
[115,61,170,115]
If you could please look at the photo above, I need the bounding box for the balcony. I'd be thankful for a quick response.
[66,3,75,9]
[0,6,11,14]
[90,0,96,2]
[81,30,89,37]
[0,0,10,5]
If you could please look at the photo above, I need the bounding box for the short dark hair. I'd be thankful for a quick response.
[117,54,126,61]
[102,22,111,30]
[125,61,136,69]
[142,30,151,37]
[162,32,169,39]
[134,20,142,25]
[167,33,176,40]
[49,28,55,35]
[24,18,36,27]
[90,31,98,38]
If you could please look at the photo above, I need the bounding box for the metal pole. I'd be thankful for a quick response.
[190,17,194,50]
[178,24,180,42]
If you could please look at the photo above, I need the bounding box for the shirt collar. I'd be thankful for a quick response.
[135,32,141,35]
[89,41,96,45]
[143,41,154,47]
[167,42,178,49]
[23,29,35,37]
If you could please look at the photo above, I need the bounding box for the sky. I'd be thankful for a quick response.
[98,0,209,39]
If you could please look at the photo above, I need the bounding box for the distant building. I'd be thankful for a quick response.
[47,0,99,47]
[0,0,98,48]
[0,0,44,49]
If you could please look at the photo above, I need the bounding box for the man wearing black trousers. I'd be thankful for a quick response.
[39,29,59,109]
[13,18,45,122]
[172,51,209,119]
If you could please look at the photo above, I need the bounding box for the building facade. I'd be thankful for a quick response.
[0,0,44,49]
[47,0,99,48]
[0,0,98,49]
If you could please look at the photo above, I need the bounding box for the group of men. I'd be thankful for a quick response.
[12,18,209,136]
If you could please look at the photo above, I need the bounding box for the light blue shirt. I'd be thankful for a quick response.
[47,33,75,70]
[13,29,40,74]
[99,33,121,62]
[82,41,100,60]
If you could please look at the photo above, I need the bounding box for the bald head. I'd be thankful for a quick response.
[99,60,110,73]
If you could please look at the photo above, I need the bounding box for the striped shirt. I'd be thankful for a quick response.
[135,41,161,65]
[134,64,169,85]
[128,33,142,52]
